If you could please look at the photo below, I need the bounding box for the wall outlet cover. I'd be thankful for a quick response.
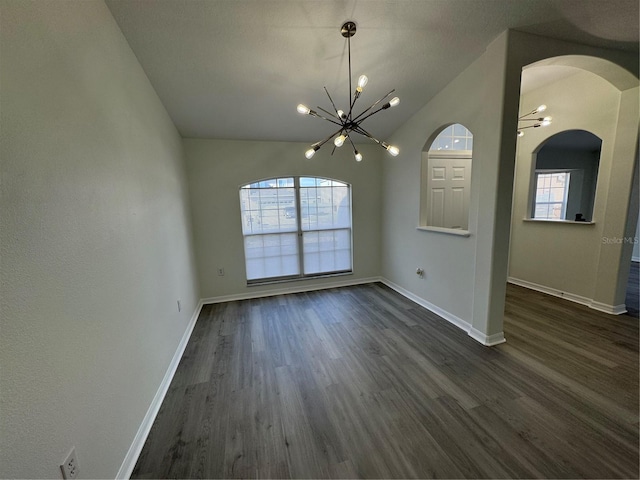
[60,447,79,479]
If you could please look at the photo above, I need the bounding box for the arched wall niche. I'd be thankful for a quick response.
[419,123,474,232]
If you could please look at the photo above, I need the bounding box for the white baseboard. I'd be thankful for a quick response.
[201,276,381,305]
[380,278,471,333]
[379,278,505,347]
[632,256,640,263]
[507,277,627,315]
[507,277,591,306]
[589,301,627,315]
[116,299,204,480]
[468,328,506,346]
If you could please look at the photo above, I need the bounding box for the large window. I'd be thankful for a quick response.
[239,176,352,283]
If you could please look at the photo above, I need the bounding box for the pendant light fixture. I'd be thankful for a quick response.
[517,104,552,137]
[296,21,400,162]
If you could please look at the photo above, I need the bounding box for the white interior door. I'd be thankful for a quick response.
[426,153,472,229]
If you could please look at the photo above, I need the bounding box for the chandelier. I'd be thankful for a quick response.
[296,21,400,161]
[517,104,552,137]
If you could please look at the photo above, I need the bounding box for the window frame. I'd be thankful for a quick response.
[531,169,572,221]
[239,176,353,285]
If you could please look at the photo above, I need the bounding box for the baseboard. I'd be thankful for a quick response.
[507,277,626,315]
[632,256,640,263]
[468,328,506,346]
[116,299,204,479]
[507,277,591,306]
[379,277,473,330]
[380,278,507,346]
[589,301,627,315]
[201,276,381,305]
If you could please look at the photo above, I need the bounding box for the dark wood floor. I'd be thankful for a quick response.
[132,282,639,479]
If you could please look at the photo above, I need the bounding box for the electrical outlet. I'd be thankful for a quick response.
[217,267,225,276]
[177,300,182,312]
[60,447,79,479]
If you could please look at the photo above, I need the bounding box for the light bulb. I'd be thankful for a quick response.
[387,145,399,156]
[354,151,363,162]
[334,135,346,147]
[389,97,400,107]
[517,130,524,137]
[541,116,552,126]
[297,104,311,115]
[357,75,368,90]
[305,148,316,159]
[536,104,547,113]
[337,109,345,119]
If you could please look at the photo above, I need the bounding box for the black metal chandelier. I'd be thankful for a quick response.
[517,104,552,137]
[296,21,400,161]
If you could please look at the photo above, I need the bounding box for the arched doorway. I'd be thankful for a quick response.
[507,55,639,318]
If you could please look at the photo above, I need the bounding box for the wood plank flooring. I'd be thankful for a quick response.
[132,283,639,479]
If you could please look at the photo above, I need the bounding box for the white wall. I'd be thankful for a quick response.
[184,139,383,300]
[509,70,636,307]
[381,32,513,344]
[0,1,199,478]
[380,30,639,343]
[504,33,639,312]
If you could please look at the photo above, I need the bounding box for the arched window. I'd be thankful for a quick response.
[420,124,473,232]
[239,176,352,283]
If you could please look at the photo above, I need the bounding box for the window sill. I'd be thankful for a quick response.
[523,218,595,225]
[247,270,353,287]
[416,226,471,237]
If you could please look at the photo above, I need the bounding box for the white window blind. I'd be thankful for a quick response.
[239,177,352,283]
[533,171,570,220]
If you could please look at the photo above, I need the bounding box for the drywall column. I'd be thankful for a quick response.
[592,86,640,312]
[468,33,520,345]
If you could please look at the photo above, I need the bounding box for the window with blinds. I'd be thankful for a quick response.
[239,176,352,283]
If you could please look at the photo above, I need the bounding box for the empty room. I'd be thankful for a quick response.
[1,1,638,478]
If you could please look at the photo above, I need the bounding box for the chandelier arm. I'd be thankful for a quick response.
[347,134,358,151]
[316,105,343,123]
[309,109,343,126]
[352,125,382,145]
[352,104,388,125]
[324,87,341,116]
[350,89,395,123]
[348,88,363,118]
[517,124,541,130]
[519,117,544,122]
[311,126,346,149]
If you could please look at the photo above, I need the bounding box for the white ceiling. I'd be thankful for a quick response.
[105,0,639,143]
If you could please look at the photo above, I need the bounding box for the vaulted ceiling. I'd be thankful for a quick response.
[105,0,639,143]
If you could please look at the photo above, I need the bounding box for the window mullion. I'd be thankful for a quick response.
[294,177,304,278]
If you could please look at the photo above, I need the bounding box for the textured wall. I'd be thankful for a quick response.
[184,139,383,299]
[510,69,638,307]
[0,1,199,477]
[379,34,510,338]
[380,30,639,341]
